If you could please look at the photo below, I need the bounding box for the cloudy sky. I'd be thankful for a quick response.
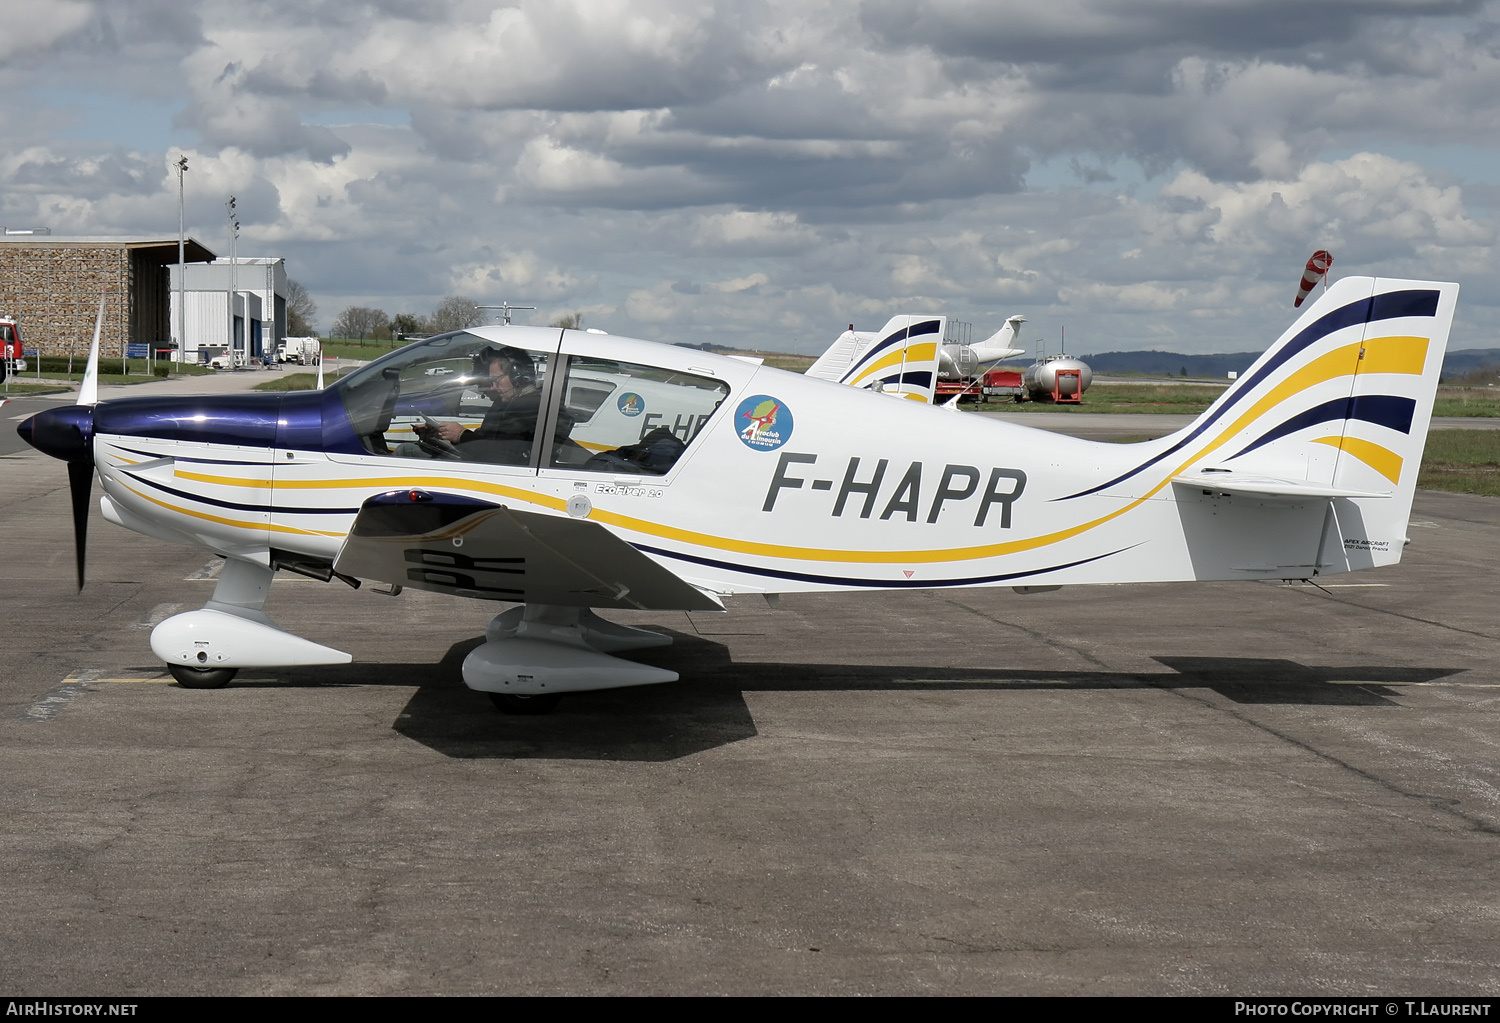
[5,0,1499,355]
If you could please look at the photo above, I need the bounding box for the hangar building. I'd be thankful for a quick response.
[0,235,290,363]
[168,258,289,363]
[0,233,216,358]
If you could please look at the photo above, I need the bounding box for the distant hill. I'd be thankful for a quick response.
[1079,348,1500,381]
[1079,351,1261,378]
[1440,349,1500,380]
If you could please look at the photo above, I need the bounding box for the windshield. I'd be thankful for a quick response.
[332,331,556,465]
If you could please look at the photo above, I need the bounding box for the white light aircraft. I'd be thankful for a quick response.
[808,314,1027,403]
[18,277,1456,713]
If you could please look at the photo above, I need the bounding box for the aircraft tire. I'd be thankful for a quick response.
[168,664,238,689]
[488,692,562,715]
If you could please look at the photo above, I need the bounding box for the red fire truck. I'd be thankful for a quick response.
[0,315,27,381]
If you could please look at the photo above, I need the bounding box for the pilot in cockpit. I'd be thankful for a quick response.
[415,346,572,464]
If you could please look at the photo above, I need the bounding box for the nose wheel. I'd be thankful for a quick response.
[167,663,239,689]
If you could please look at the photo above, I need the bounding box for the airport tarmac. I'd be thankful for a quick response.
[2,408,1499,995]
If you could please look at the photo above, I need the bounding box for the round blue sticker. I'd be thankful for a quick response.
[735,394,793,451]
[617,392,644,417]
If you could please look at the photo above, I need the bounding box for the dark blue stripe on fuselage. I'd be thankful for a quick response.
[1228,395,1416,460]
[838,319,941,384]
[121,470,359,516]
[633,542,1134,589]
[1059,288,1439,500]
[115,444,268,466]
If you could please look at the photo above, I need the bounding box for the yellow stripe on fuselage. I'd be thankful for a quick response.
[175,469,272,488]
[116,479,342,537]
[176,469,567,513]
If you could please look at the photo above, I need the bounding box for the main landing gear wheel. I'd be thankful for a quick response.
[168,663,239,689]
[488,692,562,715]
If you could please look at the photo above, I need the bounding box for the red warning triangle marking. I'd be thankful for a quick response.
[902,570,915,578]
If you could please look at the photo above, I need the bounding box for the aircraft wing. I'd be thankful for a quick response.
[333,490,723,611]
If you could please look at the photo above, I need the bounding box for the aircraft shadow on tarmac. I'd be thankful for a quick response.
[242,631,1466,762]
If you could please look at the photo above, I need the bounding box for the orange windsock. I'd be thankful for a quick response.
[1294,250,1333,308]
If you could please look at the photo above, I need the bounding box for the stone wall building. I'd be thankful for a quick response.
[0,235,216,357]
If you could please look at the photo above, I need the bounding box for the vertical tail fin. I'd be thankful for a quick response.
[1076,277,1455,578]
[1165,276,1456,573]
[807,315,943,403]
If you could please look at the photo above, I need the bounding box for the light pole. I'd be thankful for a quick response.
[225,196,238,366]
[174,155,187,373]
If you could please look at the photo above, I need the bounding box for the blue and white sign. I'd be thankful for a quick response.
[617,392,644,417]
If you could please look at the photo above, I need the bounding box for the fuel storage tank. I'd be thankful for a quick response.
[1023,356,1093,399]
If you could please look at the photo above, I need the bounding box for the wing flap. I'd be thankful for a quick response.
[334,490,722,611]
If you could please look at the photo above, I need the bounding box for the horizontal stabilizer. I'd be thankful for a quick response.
[1171,472,1391,501]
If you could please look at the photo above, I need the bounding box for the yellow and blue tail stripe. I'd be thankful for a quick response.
[1062,287,1439,500]
[838,318,941,389]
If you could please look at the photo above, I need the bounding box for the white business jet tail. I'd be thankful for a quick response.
[966,314,1027,368]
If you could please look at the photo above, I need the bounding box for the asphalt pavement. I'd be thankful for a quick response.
[2,406,1498,994]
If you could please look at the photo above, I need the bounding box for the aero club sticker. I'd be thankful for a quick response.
[736,394,793,451]
[617,392,644,417]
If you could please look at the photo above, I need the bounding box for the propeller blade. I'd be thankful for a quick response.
[77,292,106,406]
[67,461,92,590]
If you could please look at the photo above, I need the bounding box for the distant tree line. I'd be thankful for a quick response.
[329,296,486,341]
[327,298,587,341]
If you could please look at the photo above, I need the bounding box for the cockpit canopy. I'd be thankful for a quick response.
[332,330,730,474]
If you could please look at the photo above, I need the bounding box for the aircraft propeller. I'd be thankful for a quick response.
[15,294,106,590]
[67,460,92,589]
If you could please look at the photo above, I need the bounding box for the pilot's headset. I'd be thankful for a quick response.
[473,346,535,389]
